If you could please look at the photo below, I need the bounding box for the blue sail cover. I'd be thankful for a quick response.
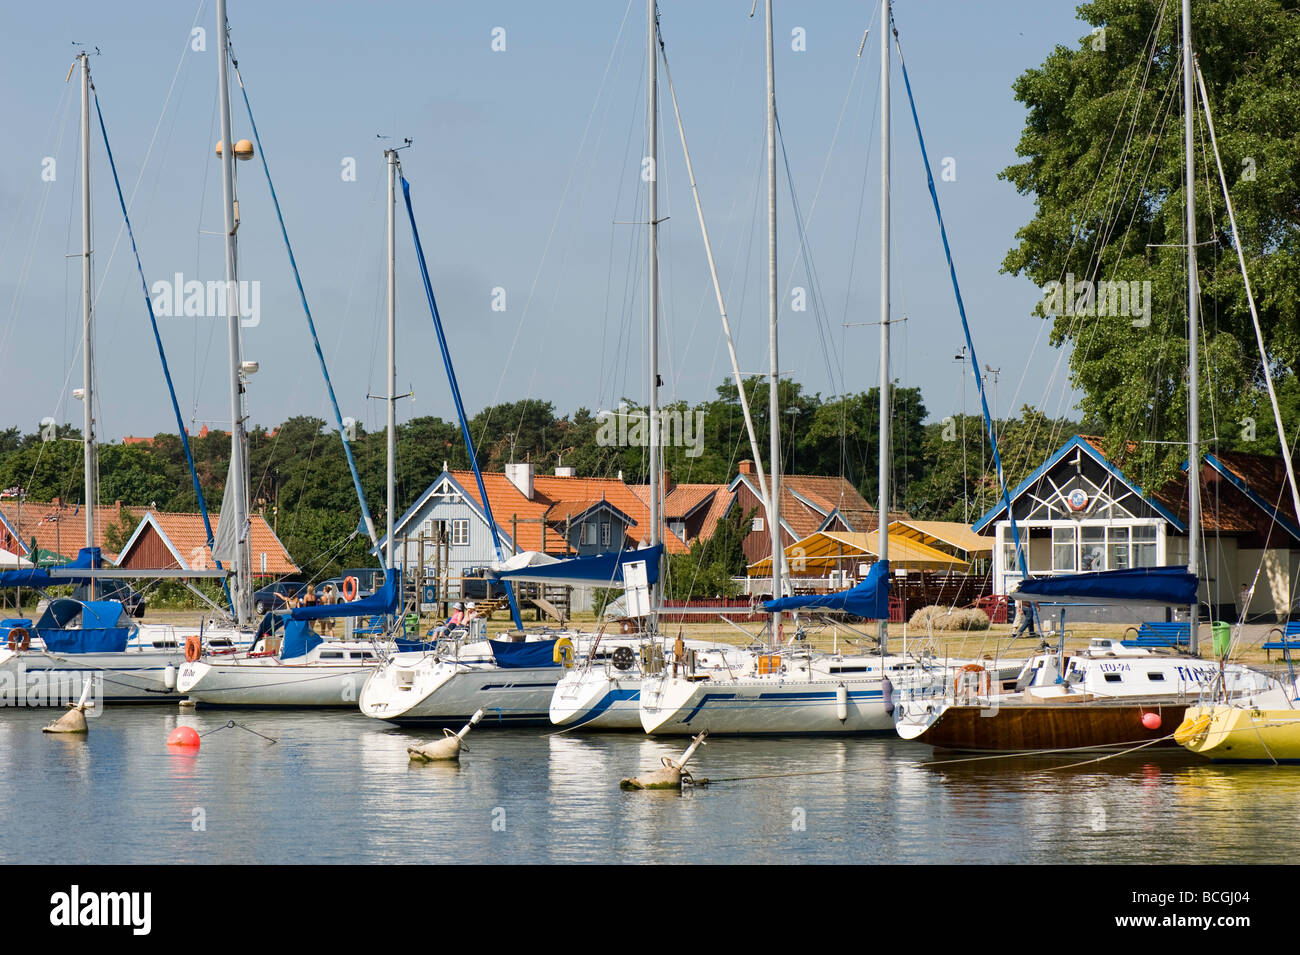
[32,597,131,653]
[489,639,559,669]
[290,572,399,621]
[281,618,324,660]
[493,546,663,587]
[0,546,103,589]
[1008,567,1197,607]
[761,560,891,619]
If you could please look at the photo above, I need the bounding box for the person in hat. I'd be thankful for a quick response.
[433,602,465,639]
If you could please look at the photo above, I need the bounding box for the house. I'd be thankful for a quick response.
[976,435,1300,621]
[729,459,906,569]
[630,470,733,547]
[0,498,146,565]
[114,510,298,578]
[381,462,691,584]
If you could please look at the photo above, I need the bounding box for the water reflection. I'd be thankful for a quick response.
[3,709,1299,863]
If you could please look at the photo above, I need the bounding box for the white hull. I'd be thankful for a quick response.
[178,659,375,708]
[0,646,183,704]
[550,669,643,730]
[361,645,563,726]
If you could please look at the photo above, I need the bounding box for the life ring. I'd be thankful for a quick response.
[553,636,575,667]
[953,663,990,699]
[342,576,359,602]
[184,635,202,663]
[7,627,30,652]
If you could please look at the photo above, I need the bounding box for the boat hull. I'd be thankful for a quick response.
[1177,703,1300,762]
[361,657,561,727]
[902,699,1187,752]
[549,670,642,730]
[0,647,183,704]
[178,659,375,708]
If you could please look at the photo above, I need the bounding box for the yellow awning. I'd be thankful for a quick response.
[747,531,968,576]
[886,520,993,557]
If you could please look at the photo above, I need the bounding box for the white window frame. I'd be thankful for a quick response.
[601,522,611,546]
[451,519,469,546]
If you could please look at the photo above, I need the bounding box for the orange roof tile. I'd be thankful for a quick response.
[118,510,298,576]
[0,500,144,563]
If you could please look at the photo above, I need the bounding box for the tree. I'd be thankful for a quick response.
[1000,0,1300,489]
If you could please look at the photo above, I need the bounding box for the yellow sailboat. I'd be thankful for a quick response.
[1177,689,1300,763]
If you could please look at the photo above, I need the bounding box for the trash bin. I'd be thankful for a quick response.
[1212,621,1232,657]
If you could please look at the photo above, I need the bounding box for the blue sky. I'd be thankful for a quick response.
[0,1,1091,446]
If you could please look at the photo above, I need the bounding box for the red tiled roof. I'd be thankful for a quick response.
[0,500,144,563]
[118,510,298,575]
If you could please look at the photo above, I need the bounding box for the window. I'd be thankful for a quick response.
[1132,525,1157,567]
[1052,527,1076,572]
[1003,540,1027,574]
[581,523,597,546]
[752,517,764,532]
[1080,526,1105,571]
[1103,672,1123,683]
[451,519,469,546]
[601,522,611,546]
[1107,526,1130,571]
[1147,672,1166,682]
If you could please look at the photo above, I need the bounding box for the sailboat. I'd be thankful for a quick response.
[179,118,405,707]
[891,0,1287,752]
[0,51,249,704]
[638,0,985,737]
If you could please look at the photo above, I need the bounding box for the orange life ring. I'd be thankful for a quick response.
[184,635,202,663]
[342,576,359,602]
[8,627,30,652]
[953,663,991,699]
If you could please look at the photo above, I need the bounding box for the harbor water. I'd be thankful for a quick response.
[2,707,1296,865]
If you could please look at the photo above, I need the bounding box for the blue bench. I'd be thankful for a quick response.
[1262,621,1300,660]
[1122,621,1192,649]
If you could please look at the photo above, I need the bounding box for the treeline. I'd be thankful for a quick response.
[0,378,1089,580]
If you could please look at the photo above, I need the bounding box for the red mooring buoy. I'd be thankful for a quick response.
[167,726,201,748]
[1141,712,1162,731]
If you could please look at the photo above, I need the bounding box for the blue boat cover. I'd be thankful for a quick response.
[762,560,891,619]
[1008,567,1197,606]
[493,545,663,587]
[488,639,559,669]
[37,628,131,653]
[30,597,132,653]
[281,618,323,660]
[0,546,103,589]
[290,571,399,621]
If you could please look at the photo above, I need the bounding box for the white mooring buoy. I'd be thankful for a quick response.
[621,730,709,790]
[43,680,94,734]
[408,708,485,762]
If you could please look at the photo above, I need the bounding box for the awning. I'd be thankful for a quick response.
[886,520,992,558]
[747,531,966,576]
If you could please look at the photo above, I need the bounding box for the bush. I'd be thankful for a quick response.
[908,605,990,632]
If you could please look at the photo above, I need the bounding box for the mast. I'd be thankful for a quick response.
[878,0,891,653]
[216,0,251,626]
[1182,0,1200,654]
[386,147,398,573]
[647,0,662,633]
[766,0,783,642]
[78,52,96,584]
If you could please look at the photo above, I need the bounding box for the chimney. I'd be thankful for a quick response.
[661,468,673,496]
[739,459,754,475]
[505,461,534,499]
[555,466,576,478]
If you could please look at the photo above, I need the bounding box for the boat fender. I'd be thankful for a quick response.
[1173,714,1211,745]
[881,676,894,716]
[1141,711,1162,730]
[553,637,575,668]
[835,684,849,722]
[342,576,359,602]
[184,635,202,663]
[163,663,177,691]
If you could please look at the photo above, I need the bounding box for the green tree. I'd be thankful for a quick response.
[1001,0,1300,489]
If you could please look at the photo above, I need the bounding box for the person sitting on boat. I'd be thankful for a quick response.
[1012,600,1038,639]
[463,602,480,626]
[432,602,465,639]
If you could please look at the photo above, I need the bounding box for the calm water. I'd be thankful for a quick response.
[2,707,1297,864]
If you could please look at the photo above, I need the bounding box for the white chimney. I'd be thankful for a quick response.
[555,466,576,478]
[505,462,534,499]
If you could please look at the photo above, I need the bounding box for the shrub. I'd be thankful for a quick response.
[908,605,990,632]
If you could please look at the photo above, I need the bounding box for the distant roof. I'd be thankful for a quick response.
[116,510,298,575]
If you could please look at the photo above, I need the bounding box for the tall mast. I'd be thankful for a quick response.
[877,0,891,653]
[766,0,783,641]
[647,0,662,633]
[79,53,96,577]
[386,148,398,573]
[216,0,251,626]
[1182,0,1200,654]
